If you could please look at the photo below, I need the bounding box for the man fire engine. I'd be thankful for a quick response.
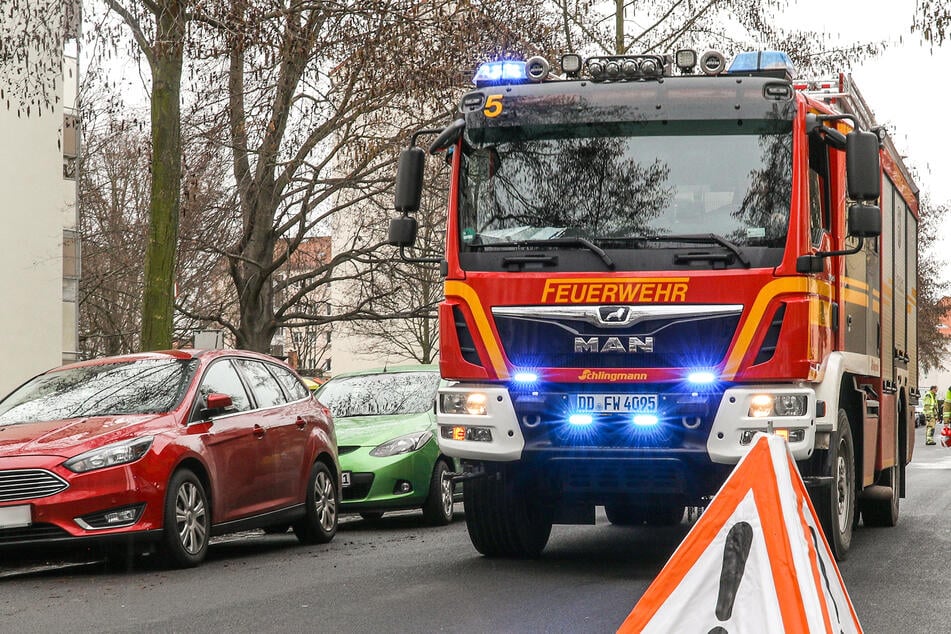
[390,49,919,561]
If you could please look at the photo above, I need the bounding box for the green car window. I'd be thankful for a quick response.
[317,371,439,418]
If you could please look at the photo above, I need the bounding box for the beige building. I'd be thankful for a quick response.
[0,2,80,394]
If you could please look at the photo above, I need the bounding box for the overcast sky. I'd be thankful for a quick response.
[787,0,950,200]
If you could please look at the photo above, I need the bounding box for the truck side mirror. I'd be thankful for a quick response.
[394,146,426,213]
[388,215,419,247]
[846,130,880,201]
[847,203,881,238]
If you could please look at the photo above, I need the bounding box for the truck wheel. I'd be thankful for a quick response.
[814,410,856,561]
[422,460,455,526]
[293,461,338,544]
[605,504,684,526]
[464,470,552,558]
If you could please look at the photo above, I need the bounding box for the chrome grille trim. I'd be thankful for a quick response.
[492,304,744,329]
[0,469,69,502]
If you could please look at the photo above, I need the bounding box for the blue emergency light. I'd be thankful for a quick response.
[473,60,527,86]
[727,51,796,79]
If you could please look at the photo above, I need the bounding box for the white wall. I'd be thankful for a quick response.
[0,7,68,394]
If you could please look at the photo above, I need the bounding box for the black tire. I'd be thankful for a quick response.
[605,503,684,526]
[360,512,384,522]
[463,469,552,558]
[293,461,338,544]
[813,410,856,561]
[422,460,455,526]
[161,469,210,569]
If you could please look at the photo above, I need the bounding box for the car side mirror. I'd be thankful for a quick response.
[201,392,234,419]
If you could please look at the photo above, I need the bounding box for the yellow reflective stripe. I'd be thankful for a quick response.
[444,281,509,378]
[721,278,832,379]
[843,276,869,291]
[843,288,868,307]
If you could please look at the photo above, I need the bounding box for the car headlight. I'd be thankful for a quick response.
[369,431,433,457]
[63,436,154,473]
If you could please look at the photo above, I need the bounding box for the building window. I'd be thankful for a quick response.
[63,229,80,279]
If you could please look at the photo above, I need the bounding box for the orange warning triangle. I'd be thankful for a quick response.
[618,433,862,633]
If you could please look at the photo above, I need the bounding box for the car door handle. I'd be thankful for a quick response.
[296,416,307,430]
[253,424,266,439]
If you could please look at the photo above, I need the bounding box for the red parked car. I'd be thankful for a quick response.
[0,349,339,568]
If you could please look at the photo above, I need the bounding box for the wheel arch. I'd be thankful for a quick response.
[173,457,213,520]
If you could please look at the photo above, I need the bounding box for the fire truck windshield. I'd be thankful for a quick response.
[457,120,793,261]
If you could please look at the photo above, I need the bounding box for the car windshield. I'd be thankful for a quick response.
[458,120,793,250]
[317,371,440,418]
[0,358,199,423]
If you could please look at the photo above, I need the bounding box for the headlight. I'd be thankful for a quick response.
[63,436,154,473]
[440,392,488,415]
[369,431,433,457]
[748,393,807,417]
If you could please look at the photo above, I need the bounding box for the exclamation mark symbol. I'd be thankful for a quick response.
[708,521,754,634]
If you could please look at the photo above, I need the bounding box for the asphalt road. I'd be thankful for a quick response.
[1,423,948,633]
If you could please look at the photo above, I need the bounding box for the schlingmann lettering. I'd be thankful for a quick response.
[577,370,649,381]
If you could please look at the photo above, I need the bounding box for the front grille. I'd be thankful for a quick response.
[494,309,741,369]
[342,473,374,501]
[337,446,360,455]
[0,522,71,543]
[552,458,685,494]
[0,469,69,502]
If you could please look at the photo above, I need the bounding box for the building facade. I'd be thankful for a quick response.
[0,1,80,394]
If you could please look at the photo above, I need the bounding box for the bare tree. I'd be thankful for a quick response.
[78,80,235,356]
[918,198,951,371]
[915,0,951,45]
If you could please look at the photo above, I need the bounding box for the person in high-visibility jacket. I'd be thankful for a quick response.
[944,386,951,427]
[925,385,940,445]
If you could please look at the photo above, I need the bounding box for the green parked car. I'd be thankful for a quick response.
[314,365,459,525]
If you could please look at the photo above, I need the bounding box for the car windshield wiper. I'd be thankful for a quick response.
[480,237,615,270]
[609,233,751,268]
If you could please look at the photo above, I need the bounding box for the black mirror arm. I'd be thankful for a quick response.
[398,245,442,266]
[815,236,864,258]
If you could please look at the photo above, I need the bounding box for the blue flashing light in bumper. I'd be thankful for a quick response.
[632,414,659,427]
[568,413,594,426]
[473,60,527,86]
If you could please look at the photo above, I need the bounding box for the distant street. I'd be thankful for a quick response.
[3,423,950,633]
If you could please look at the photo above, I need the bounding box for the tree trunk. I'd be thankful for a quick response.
[139,2,184,351]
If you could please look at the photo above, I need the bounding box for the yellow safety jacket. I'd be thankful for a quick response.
[924,390,938,419]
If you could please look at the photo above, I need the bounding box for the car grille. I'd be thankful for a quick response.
[0,522,72,544]
[342,473,374,501]
[0,469,69,502]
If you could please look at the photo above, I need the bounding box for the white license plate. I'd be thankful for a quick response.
[0,504,32,529]
[341,471,351,487]
[576,393,658,413]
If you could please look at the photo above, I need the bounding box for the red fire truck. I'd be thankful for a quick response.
[390,50,919,561]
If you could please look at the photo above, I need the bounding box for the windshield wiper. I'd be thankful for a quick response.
[613,233,751,268]
[481,237,616,270]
